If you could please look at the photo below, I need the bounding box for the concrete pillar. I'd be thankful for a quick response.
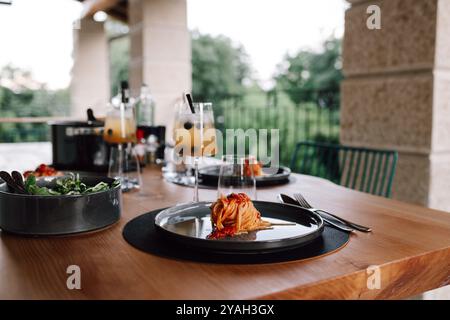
[128,0,191,132]
[341,0,450,299]
[71,17,110,119]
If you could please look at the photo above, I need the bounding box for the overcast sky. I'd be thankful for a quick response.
[0,0,348,89]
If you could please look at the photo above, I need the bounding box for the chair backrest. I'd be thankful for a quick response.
[290,141,398,197]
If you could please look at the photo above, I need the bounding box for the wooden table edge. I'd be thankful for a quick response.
[253,246,450,300]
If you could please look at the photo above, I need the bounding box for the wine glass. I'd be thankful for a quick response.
[173,102,216,202]
[107,143,142,192]
[217,155,257,200]
[104,88,141,192]
[200,103,217,158]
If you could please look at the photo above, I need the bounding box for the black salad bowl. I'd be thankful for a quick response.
[0,176,122,236]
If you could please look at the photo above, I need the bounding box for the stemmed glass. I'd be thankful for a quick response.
[104,91,141,192]
[173,102,216,202]
[217,155,257,200]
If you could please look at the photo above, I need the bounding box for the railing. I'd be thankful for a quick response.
[0,117,73,142]
[0,90,341,166]
[213,95,340,166]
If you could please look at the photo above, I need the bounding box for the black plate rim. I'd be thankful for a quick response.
[199,165,291,182]
[154,201,324,252]
[123,210,350,263]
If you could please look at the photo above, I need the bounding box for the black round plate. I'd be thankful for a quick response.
[154,201,324,253]
[123,210,350,264]
[199,165,291,187]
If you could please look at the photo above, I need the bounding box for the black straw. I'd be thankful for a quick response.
[185,93,195,114]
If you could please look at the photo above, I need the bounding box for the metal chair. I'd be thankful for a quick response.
[290,141,398,197]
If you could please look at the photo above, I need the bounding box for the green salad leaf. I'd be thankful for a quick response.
[24,173,118,196]
[24,175,36,192]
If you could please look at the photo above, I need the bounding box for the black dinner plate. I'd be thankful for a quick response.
[154,201,324,253]
[199,165,291,187]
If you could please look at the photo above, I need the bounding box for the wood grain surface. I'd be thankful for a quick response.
[0,167,449,299]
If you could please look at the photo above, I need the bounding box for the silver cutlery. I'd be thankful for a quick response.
[293,193,372,233]
[278,194,354,233]
[0,171,27,194]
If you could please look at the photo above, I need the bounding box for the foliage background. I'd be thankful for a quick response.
[0,28,342,147]
[0,65,70,142]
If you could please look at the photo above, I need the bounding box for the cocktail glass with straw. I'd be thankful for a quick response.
[104,82,141,192]
[173,95,215,202]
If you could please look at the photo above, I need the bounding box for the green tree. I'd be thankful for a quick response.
[106,30,253,103]
[0,65,70,142]
[105,19,130,96]
[191,30,252,102]
[275,37,343,108]
[109,36,129,96]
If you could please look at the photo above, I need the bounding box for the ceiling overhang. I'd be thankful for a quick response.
[78,0,128,22]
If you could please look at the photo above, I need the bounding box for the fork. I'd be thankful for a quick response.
[293,193,372,233]
[278,194,354,233]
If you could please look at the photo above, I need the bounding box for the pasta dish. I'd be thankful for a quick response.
[208,193,272,239]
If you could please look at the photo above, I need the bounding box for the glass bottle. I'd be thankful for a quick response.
[137,84,155,127]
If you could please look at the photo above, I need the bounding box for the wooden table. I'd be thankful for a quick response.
[1,167,449,299]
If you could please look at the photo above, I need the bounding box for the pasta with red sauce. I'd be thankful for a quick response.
[208,193,271,239]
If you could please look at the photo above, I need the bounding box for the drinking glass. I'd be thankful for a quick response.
[200,103,217,158]
[103,104,137,145]
[108,143,142,192]
[173,102,216,202]
[217,155,257,200]
[104,99,141,192]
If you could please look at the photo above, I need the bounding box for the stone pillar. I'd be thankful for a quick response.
[129,0,191,132]
[71,17,110,118]
[341,0,450,299]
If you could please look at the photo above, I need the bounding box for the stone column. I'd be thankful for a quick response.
[341,0,450,299]
[341,0,450,209]
[71,17,110,118]
[128,0,191,132]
